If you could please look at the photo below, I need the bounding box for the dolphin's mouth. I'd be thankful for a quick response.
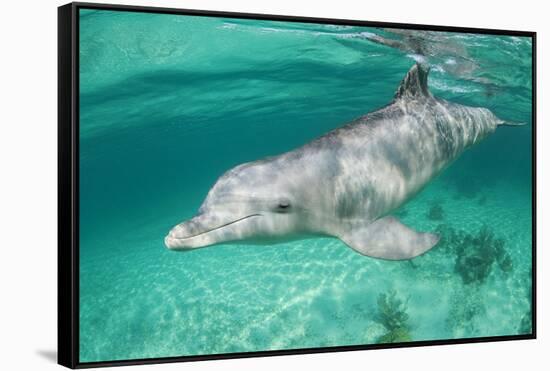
[170,214,261,240]
[165,214,262,250]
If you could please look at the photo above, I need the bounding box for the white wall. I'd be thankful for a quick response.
[0,0,545,369]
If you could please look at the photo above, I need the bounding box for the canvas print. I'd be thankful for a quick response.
[78,8,533,363]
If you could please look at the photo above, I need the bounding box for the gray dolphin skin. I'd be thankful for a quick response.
[165,64,522,260]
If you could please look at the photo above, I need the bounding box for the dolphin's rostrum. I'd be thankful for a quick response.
[165,64,523,260]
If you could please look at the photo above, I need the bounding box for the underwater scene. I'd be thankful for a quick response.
[78,9,533,362]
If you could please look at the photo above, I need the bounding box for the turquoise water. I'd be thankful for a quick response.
[78,9,533,362]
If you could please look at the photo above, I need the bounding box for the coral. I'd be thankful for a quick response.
[432,224,513,285]
[375,290,411,343]
[453,225,512,285]
[427,203,445,221]
[433,224,464,255]
[495,248,513,273]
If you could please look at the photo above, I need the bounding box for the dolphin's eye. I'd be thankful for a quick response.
[275,199,291,212]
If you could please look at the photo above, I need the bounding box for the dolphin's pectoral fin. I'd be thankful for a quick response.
[339,216,439,260]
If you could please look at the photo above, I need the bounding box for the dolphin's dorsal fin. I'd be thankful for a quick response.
[394,63,432,100]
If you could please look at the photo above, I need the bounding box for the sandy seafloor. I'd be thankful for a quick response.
[78,9,533,362]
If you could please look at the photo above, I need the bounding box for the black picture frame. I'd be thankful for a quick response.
[58,2,537,368]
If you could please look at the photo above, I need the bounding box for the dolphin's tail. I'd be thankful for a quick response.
[497,119,527,127]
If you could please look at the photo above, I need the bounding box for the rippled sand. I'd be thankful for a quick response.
[79,177,532,361]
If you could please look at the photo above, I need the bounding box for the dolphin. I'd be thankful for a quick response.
[165,64,523,260]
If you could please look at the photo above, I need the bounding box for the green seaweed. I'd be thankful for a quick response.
[378,327,412,343]
[375,290,411,343]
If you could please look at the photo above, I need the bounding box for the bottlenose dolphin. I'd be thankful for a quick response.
[165,64,522,260]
